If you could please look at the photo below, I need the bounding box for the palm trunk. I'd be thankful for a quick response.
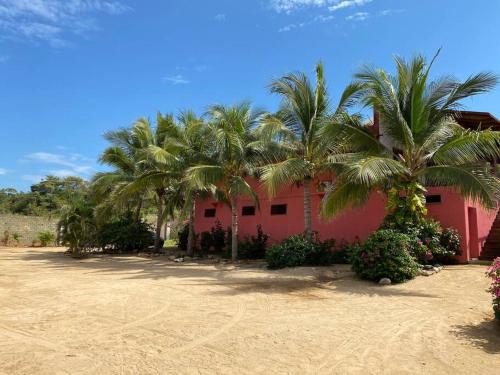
[187,198,196,256]
[231,196,238,261]
[303,178,312,238]
[135,198,143,223]
[154,195,164,252]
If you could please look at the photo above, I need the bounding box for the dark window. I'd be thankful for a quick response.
[242,206,255,216]
[204,208,216,217]
[426,195,442,204]
[271,204,287,215]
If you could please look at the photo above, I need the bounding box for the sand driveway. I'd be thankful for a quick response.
[0,247,498,374]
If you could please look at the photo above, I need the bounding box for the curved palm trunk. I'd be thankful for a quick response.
[230,197,238,261]
[187,198,196,256]
[303,178,312,238]
[154,193,164,252]
[135,198,143,223]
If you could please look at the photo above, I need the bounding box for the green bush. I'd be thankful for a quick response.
[211,220,226,252]
[266,233,334,269]
[382,216,461,264]
[351,229,420,283]
[97,215,155,252]
[38,231,56,247]
[237,225,269,259]
[331,241,359,264]
[200,231,212,252]
[176,223,189,251]
[58,201,98,256]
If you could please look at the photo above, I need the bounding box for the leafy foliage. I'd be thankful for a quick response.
[57,201,98,256]
[351,229,420,283]
[266,233,334,269]
[322,52,500,220]
[38,231,56,247]
[486,258,500,320]
[97,215,155,253]
[176,223,190,251]
[237,225,269,259]
[0,176,88,216]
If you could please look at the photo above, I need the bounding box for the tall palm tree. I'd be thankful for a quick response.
[260,62,364,236]
[91,128,145,223]
[145,110,213,256]
[186,103,262,260]
[321,52,500,221]
[99,115,180,251]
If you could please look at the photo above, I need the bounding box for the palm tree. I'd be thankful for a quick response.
[321,52,500,221]
[186,103,262,260]
[96,115,180,251]
[91,128,145,223]
[144,110,213,256]
[259,62,364,237]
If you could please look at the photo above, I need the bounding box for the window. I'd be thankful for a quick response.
[242,206,255,216]
[426,195,442,204]
[204,208,216,217]
[271,204,287,215]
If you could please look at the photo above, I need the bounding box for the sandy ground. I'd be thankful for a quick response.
[0,247,498,375]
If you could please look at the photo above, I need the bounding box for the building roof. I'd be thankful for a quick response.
[453,111,500,131]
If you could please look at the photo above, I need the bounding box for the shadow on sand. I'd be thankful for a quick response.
[452,319,500,354]
[8,247,442,299]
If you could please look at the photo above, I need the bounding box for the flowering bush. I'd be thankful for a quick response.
[351,229,420,283]
[486,257,500,320]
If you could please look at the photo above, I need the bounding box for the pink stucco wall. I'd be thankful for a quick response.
[194,179,498,262]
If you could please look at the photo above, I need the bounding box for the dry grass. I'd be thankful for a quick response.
[0,246,499,374]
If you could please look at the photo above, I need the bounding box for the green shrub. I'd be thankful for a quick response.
[97,215,155,252]
[200,231,212,252]
[57,200,98,256]
[38,231,56,247]
[211,220,226,252]
[266,233,334,269]
[331,241,359,264]
[238,225,269,259]
[12,232,22,246]
[176,223,189,251]
[351,229,420,283]
[382,216,461,264]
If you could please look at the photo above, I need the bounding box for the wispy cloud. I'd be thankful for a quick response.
[329,0,372,12]
[0,0,131,47]
[214,13,226,22]
[279,13,334,32]
[23,151,95,178]
[270,0,372,13]
[162,74,190,85]
[346,9,401,22]
[0,168,7,175]
[346,11,369,21]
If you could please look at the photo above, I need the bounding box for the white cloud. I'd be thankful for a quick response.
[0,168,7,175]
[23,151,94,178]
[0,0,131,47]
[214,13,226,22]
[278,13,334,32]
[329,0,372,11]
[162,74,190,85]
[346,11,369,21]
[269,0,372,13]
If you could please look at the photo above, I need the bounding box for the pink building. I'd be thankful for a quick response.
[194,111,500,262]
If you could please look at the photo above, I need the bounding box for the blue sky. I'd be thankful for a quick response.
[1,0,499,191]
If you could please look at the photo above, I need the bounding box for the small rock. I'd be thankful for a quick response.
[168,255,176,261]
[433,266,441,273]
[379,278,391,285]
[174,258,184,263]
[423,265,434,271]
[420,270,434,276]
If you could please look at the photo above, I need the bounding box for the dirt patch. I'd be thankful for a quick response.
[0,247,498,374]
